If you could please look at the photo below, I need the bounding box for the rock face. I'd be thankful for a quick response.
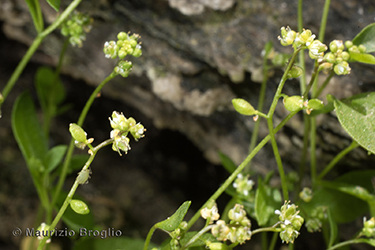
[1,0,375,170]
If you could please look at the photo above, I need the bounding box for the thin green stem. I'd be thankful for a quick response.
[268,232,278,250]
[252,222,281,235]
[295,114,310,199]
[246,44,269,171]
[143,226,157,250]
[302,64,320,100]
[186,111,298,230]
[318,141,358,179]
[38,139,113,250]
[267,118,289,201]
[318,0,331,42]
[180,225,213,250]
[0,0,82,113]
[327,239,369,250]
[51,73,116,212]
[268,49,301,118]
[310,117,317,186]
[314,71,334,98]
[32,0,44,33]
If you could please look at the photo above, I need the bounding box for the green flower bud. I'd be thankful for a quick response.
[69,123,87,143]
[127,117,136,127]
[287,65,303,79]
[341,51,350,61]
[318,62,333,74]
[329,40,344,53]
[212,220,230,241]
[232,98,256,116]
[299,187,313,202]
[283,96,304,112]
[70,199,90,214]
[291,215,304,230]
[130,123,145,141]
[358,44,367,53]
[132,45,142,57]
[349,45,361,54]
[279,224,299,243]
[114,60,133,77]
[324,52,336,63]
[334,61,351,75]
[228,204,247,223]
[117,31,128,40]
[307,99,324,110]
[305,218,322,232]
[344,40,353,49]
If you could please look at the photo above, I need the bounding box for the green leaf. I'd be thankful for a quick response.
[327,208,338,248]
[70,199,90,215]
[43,145,67,173]
[156,201,191,232]
[333,92,375,154]
[349,52,375,64]
[352,23,375,53]
[12,92,48,163]
[218,151,237,174]
[35,67,66,116]
[254,177,281,226]
[46,0,60,11]
[56,192,94,232]
[24,0,44,32]
[73,237,153,250]
[319,181,375,202]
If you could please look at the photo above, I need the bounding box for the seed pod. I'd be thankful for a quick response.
[307,99,324,110]
[283,96,304,112]
[77,168,91,184]
[70,199,90,214]
[69,123,87,143]
[232,98,256,116]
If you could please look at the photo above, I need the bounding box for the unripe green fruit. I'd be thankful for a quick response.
[283,96,304,112]
[232,98,256,116]
[69,123,87,143]
[70,199,90,214]
[307,99,324,110]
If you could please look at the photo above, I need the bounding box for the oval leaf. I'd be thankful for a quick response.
[12,92,48,163]
[70,199,90,215]
[46,0,60,11]
[352,23,375,53]
[254,177,281,226]
[43,145,67,173]
[349,52,375,64]
[218,151,237,174]
[156,201,191,231]
[333,92,375,154]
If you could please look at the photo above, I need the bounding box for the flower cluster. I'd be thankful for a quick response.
[275,201,304,244]
[304,206,327,233]
[233,174,254,196]
[169,221,188,250]
[103,32,142,59]
[103,32,142,77]
[278,27,327,60]
[361,217,375,238]
[109,111,145,155]
[60,11,93,47]
[211,204,251,245]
